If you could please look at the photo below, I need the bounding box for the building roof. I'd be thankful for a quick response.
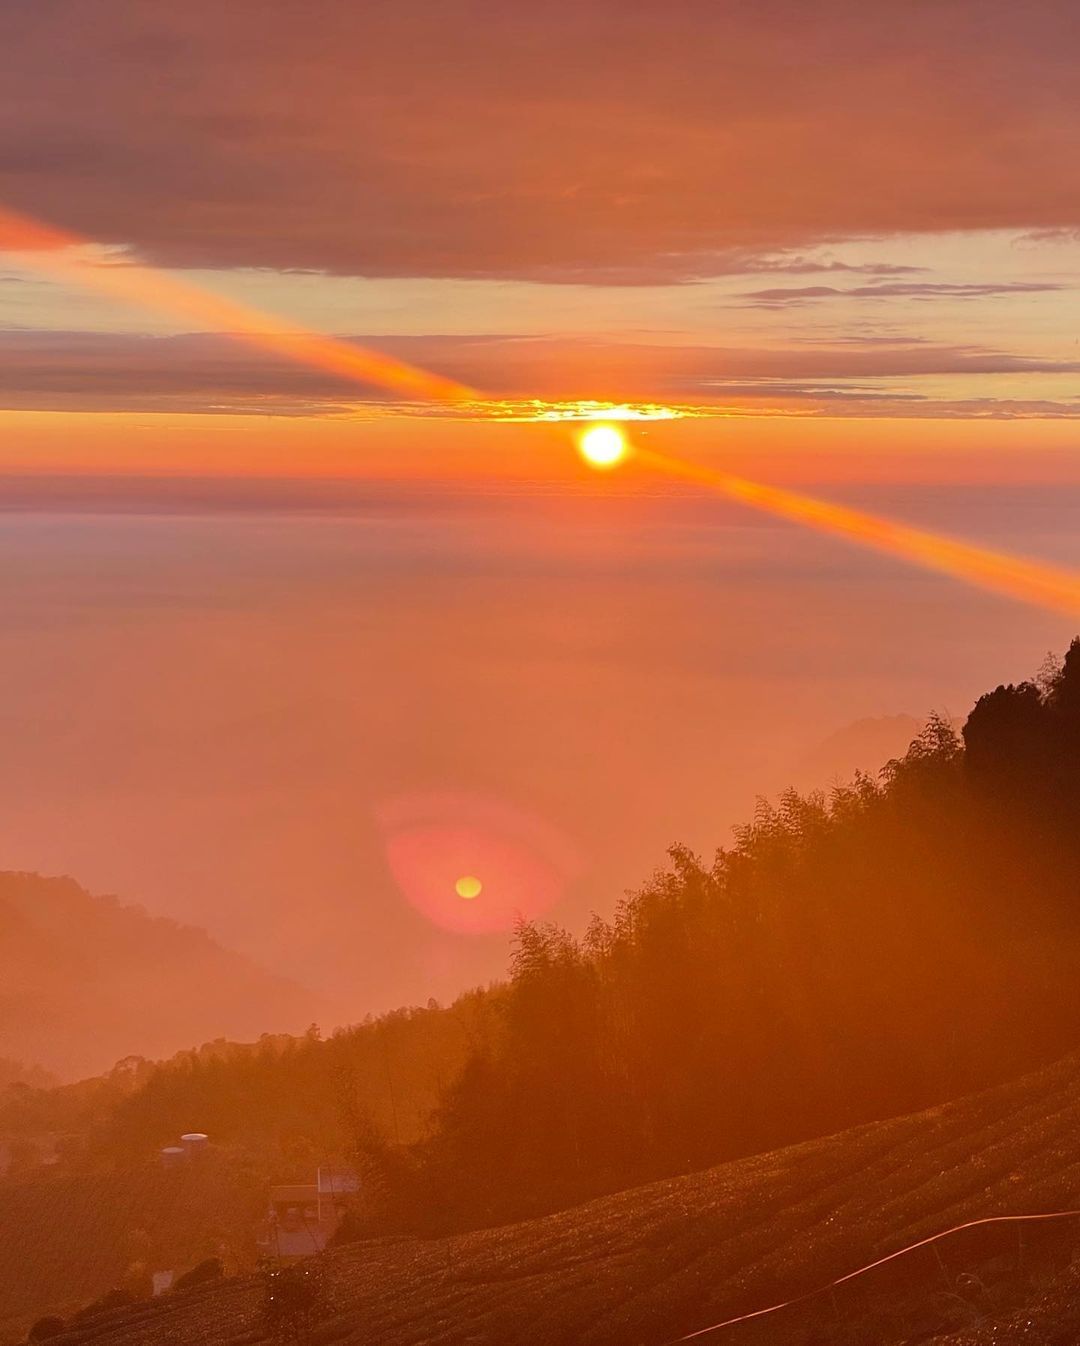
[270,1184,318,1205]
[317,1167,360,1195]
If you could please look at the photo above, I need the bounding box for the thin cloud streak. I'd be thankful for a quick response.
[1,330,1077,419]
[737,281,1069,308]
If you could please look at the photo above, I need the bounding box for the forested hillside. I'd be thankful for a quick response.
[14,643,1080,1218]
[26,1050,1080,1346]
[0,997,498,1337]
[7,640,1080,1336]
[388,639,1080,1227]
[0,873,327,1079]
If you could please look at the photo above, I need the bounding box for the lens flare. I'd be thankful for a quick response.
[376,793,579,934]
[578,424,628,469]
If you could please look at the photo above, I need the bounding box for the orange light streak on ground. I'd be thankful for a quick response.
[0,206,475,405]
[634,445,1080,617]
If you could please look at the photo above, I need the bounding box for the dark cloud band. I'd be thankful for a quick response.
[2,2,1080,283]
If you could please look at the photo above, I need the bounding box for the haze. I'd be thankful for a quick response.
[1,0,1079,1044]
[0,475,1073,1018]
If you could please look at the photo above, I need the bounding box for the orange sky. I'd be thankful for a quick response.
[4,409,1080,487]
[2,1,1080,1036]
[2,4,1080,462]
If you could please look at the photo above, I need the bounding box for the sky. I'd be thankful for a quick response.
[1,2,1080,1031]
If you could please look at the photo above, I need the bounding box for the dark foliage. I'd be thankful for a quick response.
[27,1317,65,1342]
[370,641,1080,1229]
[72,1287,136,1321]
[173,1257,223,1292]
[261,1261,326,1342]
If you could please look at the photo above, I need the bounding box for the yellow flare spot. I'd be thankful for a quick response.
[455,875,483,900]
[578,424,628,469]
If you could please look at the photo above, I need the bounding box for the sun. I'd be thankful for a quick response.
[578,423,628,470]
[455,875,483,900]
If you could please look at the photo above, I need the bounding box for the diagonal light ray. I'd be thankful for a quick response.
[5,201,1080,619]
[0,205,475,404]
[634,444,1080,616]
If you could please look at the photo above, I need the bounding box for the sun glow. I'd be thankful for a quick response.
[455,875,483,900]
[9,199,1080,621]
[493,400,690,423]
[578,424,628,469]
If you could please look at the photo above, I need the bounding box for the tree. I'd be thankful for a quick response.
[963,682,1047,794]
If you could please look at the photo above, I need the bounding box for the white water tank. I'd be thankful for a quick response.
[160,1146,185,1168]
[180,1132,209,1155]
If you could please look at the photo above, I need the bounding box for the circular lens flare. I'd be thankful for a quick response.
[578,424,628,470]
[376,792,580,934]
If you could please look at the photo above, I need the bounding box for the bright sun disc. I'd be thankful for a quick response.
[578,424,627,469]
[455,875,483,900]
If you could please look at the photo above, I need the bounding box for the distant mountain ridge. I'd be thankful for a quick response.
[0,871,329,1080]
[796,712,943,788]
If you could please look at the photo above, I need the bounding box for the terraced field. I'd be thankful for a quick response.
[0,1154,261,1342]
[22,1050,1080,1346]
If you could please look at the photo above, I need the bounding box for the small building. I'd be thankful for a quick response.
[262,1183,327,1259]
[316,1167,360,1224]
[258,1167,360,1262]
[151,1270,174,1297]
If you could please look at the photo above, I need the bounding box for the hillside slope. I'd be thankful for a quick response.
[0,872,328,1079]
[30,1050,1080,1346]
[0,1152,262,1342]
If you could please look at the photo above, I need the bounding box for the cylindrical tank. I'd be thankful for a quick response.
[160,1146,185,1167]
[180,1132,209,1155]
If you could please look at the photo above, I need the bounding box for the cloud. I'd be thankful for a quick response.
[737,281,1068,307]
[690,384,1080,419]
[741,257,928,277]
[1,329,1078,418]
[697,382,930,402]
[1,2,1080,283]
[1017,228,1080,246]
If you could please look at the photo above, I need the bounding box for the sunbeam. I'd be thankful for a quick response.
[0,205,475,405]
[5,202,1080,619]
